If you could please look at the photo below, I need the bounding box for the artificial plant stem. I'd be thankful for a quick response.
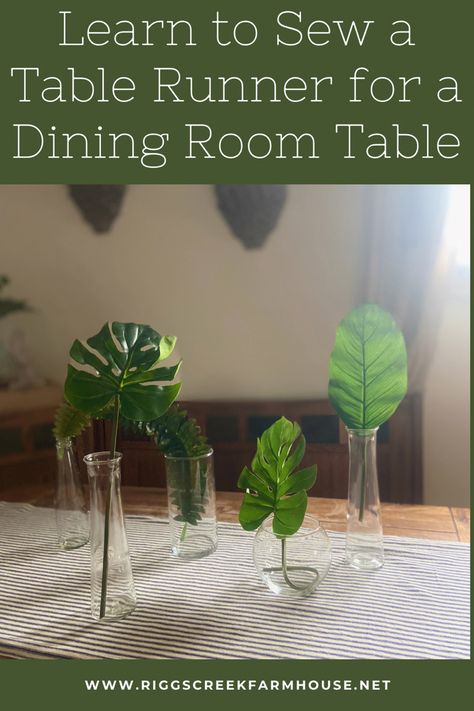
[281,537,305,591]
[99,396,120,619]
[110,396,121,457]
[358,435,368,523]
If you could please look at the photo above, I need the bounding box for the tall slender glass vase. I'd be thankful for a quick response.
[345,428,384,570]
[84,452,136,621]
[55,439,89,550]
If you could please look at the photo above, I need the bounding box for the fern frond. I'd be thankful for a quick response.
[124,405,211,525]
[125,404,209,458]
[53,402,91,443]
[168,458,209,526]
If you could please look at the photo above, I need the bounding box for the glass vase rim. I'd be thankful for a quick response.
[56,436,73,446]
[83,450,123,466]
[346,427,379,435]
[258,513,324,539]
[163,447,213,462]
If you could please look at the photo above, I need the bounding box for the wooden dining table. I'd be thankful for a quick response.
[0,483,470,542]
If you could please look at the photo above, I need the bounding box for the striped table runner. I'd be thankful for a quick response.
[0,501,469,660]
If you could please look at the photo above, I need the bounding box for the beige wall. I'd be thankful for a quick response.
[0,184,365,398]
[0,184,469,505]
[423,273,470,506]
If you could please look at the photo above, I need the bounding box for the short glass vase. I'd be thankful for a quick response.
[84,451,136,621]
[164,449,218,559]
[55,438,89,550]
[253,514,332,597]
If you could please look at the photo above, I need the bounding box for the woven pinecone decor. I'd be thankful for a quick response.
[68,185,128,233]
[215,184,287,249]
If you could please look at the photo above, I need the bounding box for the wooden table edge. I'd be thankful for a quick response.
[0,484,470,543]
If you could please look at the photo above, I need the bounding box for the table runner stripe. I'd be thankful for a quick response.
[0,502,469,660]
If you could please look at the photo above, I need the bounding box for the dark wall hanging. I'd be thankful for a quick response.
[67,184,288,245]
[215,184,288,249]
[68,185,128,234]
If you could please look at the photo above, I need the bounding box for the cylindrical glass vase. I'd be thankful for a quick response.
[55,439,89,550]
[84,452,136,621]
[253,514,332,597]
[345,428,384,570]
[164,449,218,559]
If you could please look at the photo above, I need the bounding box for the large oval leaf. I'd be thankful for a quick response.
[64,321,182,421]
[328,304,407,430]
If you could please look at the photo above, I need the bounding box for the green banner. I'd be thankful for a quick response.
[0,0,472,182]
[1,659,472,709]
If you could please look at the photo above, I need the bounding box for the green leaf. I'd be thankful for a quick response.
[237,416,317,536]
[281,434,306,480]
[124,403,210,458]
[278,466,316,497]
[0,298,30,319]
[238,466,274,504]
[268,417,296,459]
[239,494,274,531]
[273,490,308,536]
[53,402,91,443]
[167,457,209,527]
[328,304,408,430]
[64,321,182,421]
[123,405,212,526]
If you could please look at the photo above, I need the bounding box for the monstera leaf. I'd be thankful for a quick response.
[328,304,408,430]
[238,417,316,536]
[65,321,182,421]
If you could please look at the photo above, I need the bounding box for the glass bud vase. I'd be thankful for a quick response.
[164,449,218,559]
[55,439,89,550]
[84,452,136,621]
[345,428,384,570]
[253,514,332,597]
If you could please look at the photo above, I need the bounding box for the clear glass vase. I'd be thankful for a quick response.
[345,428,384,570]
[55,439,89,550]
[165,449,218,559]
[253,514,332,597]
[84,452,136,621]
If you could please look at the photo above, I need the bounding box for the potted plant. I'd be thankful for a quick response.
[238,417,331,597]
[57,321,182,620]
[328,303,408,570]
